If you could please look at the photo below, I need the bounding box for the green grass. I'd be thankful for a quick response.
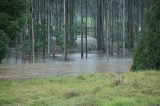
[0,71,160,106]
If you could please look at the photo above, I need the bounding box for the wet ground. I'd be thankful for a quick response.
[0,53,132,79]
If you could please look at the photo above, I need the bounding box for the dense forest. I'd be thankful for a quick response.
[0,0,160,70]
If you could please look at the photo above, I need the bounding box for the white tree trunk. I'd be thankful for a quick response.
[48,0,51,57]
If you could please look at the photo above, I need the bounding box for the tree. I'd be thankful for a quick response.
[96,0,103,51]
[47,0,51,57]
[127,0,134,49]
[81,0,84,59]
[131,0,160,71]
[30,0,35,63]
[64,0,68,61]
[85,0,88,58]
[0,0,28,62]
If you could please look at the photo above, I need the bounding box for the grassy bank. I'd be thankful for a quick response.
[0,71,160,106]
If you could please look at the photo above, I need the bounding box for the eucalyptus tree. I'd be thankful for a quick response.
[4,0,152,62]
[47,0,51,57]
[30,0,35,63]
[64,0,68,61]
[122,0,126,56]
[96,0,104,52]
[80,0,84,59]
[85,0,88,58]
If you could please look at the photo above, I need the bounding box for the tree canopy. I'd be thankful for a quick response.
[0,0,28,62]
[131,0,160,71]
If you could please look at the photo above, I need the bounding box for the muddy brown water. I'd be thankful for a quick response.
[0,53,132,79]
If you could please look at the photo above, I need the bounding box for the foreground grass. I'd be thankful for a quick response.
[0,71,160,106]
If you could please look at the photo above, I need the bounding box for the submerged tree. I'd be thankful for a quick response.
[0,0,151,63]
[131,0,160,71]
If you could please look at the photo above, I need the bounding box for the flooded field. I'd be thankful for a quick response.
[0,53,132,78]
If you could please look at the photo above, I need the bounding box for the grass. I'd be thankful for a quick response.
[0,71,160,106]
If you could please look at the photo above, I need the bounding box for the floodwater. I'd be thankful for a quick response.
[0,53,132,79]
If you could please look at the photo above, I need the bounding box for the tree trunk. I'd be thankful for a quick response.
[85,0,88,59]
[122,0,126,56]
[31,0,35,63]
[81,0,84,59]
[64,0,68,61]
[47,0,51,57]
